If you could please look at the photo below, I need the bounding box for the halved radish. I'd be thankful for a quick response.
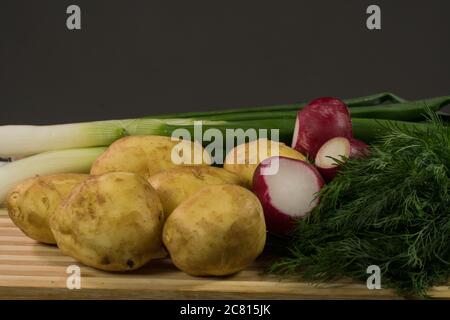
[315,137,369,181]
[292,97,352,159]
[252,156,325,237]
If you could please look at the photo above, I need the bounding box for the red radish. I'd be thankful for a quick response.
[315,137,369,181]
[292,97,353,159]
[252,156,325,237]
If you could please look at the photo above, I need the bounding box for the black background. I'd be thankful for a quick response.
[0,300,439,319]
[1,0,449,125]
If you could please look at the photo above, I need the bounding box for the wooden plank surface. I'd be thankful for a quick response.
[0,209,448,299]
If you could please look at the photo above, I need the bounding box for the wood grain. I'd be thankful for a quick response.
[0,209,448,300]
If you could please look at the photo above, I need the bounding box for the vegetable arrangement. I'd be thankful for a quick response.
[0,92,449,296]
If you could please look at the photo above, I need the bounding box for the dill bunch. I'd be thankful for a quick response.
[270,115,450,297]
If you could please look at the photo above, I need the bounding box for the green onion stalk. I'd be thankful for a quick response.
[0,147,106,202]
[0,93,448,203]
[1,94,449,158]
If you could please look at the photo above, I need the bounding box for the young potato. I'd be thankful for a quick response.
[163,184,266,276]
[90,135,211,179]
[50,172,165,271]
[148,166,243,217]
[6,174,88,244]
[223,139,306,188]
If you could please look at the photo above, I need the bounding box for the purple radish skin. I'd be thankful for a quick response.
[292,97,353,159]
[349,138,371,158]
[252,156,325,237]
[315,137,369,181]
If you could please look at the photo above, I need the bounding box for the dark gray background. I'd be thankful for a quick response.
[1,0,449,125]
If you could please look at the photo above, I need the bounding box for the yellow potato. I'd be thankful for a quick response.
[148,166,242,217]
[163,184,266,276]
[90,135,211,179]
[6,174,88,244]
[50,172,165,271]
[224,138,306,188]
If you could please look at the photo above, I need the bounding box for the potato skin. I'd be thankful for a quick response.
[50,172,165,271]
[6,174,88,244]
[163,184,266,276]
[224,139,306,188]
[90,135,211,179]
[148,166,243,217]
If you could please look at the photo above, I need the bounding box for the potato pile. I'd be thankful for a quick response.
[5,135,303,276]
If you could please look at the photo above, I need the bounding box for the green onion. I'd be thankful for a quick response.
[0,94,447,158]
[0,147,106,202]
[0,94,450,157]
[153,92,408,119]
[0,119,192,157]
[153,96,449,121]
[0,98,441,158]
[6,92,395,156]
[349,96,450,122]
[351,118,437,143]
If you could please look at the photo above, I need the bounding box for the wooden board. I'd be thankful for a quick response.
[0,209,449,300]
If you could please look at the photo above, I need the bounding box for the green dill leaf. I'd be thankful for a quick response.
[271,113,450,297]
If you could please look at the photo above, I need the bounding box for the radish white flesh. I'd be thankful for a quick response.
[315,137,369,181]
[316,137,350,168]
[291,97,352,159]
[253,156,324,237]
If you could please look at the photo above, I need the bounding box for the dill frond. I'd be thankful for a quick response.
[271,114,450,297]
